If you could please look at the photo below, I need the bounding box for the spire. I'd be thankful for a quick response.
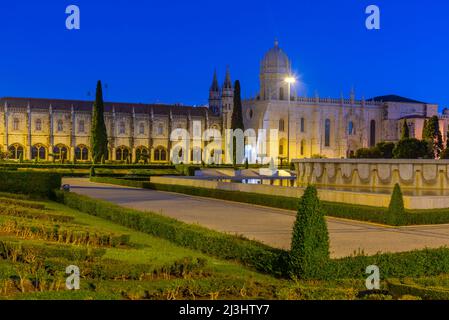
[274,38,279,48]
[223,66,232,89]
[350,86,355,102]
[210,70,220,92]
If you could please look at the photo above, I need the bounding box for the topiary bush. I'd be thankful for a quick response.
[386,184,407,226]
[290,185,330,279]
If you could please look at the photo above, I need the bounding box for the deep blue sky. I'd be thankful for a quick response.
[1,0,449,109]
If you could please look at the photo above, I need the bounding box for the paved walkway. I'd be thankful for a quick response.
[63,178,449,258]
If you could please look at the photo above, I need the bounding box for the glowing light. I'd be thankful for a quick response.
[285,76,296,84]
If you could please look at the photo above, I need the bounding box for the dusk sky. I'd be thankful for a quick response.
[1,1,448,109]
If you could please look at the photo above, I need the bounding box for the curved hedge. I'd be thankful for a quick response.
[0,171,61,197]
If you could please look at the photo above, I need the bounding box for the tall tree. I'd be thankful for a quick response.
[231,80,244,165]
[422,119,428,139]
[423,116,443,158]
[447,128,449,149]
[90,81,109,163]
[401,119,410,140]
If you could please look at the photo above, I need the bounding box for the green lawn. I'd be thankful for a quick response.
[1,194,449,300]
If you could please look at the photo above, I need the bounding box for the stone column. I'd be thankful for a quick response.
[130,107,135,162]
[148,107,154,162]
[49,104,54,160]
[111,106,116,161]
[3,101,8,152]
[70,104,75,162]
[187,111,192,164]
[167,110,173,163]
[27,102,32,160]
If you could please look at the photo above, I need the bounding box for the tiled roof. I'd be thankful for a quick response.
[367,95,427,104]
[0,97,211,117]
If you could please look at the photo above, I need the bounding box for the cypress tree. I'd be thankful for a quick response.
[290,185,330,279]
[447,129,449,149]
[422,119,428,139]
[231,80,244,165]
[386,183,407,226]
[423,116,443,158]
[401,119,410,140]
[90,80,109,163]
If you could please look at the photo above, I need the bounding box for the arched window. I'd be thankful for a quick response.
[57,120,64,132]
[13,118,19,131]
[53,144,68,160]
[31,144,47,160]
[8,144,24,160]
[300,118,305,133]
[300,140,305,156]
[370,120,376,147]
[75,145,89,161]
[78,120,85,133]
[35,119,42,131]
[324,119,331,147]
[139,123,145,135]
[154,146,167,161]
[279,119,285,132]
[348,121,354,135]
[116,146,130,161]
[136,146,149,162]
[119,122,126,135]
[279,87,284,100]
[279,139,286,155]
[157,124,164,136]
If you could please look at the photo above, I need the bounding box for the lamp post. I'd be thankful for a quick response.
[285,76,296,164]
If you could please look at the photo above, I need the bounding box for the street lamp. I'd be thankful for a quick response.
[285,76,296,164]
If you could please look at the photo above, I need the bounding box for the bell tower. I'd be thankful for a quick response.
[208,70,221,116]
[221,66,234,129]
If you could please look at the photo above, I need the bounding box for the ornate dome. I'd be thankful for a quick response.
[261,40,291,74]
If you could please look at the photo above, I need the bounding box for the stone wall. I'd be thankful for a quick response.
[294,159,449,191]
[150,175,449,209]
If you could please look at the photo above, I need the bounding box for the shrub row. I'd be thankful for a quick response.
[0,205,74,223]
[0,240,105,263]
[0,163,175,170]
[326,248,449,280]
[89,176,449,226]
[0,218,130,247]
[56,190,290,277]
[0,192,29,200]
[57,189,449,280]
[0,198,46,210]
[0,171,61,198]
[387,279,449,300]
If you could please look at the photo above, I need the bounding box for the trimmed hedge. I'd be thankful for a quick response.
[57,188,449,280]
[0,171,61,197]
[0,163,174,170]
[55,190,290,277]
[327,248,449,280]
[387,279,449,300]
[90,176,449,226]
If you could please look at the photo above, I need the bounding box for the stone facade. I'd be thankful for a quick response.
[242,41,448,162]
[0,97,222,162]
